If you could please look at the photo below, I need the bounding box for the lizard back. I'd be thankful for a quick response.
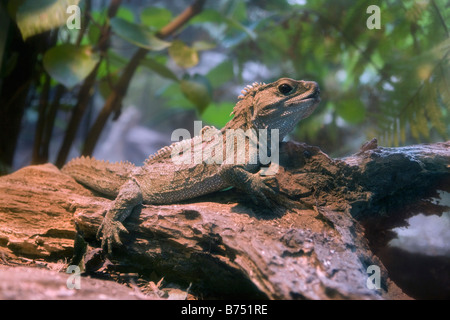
[135,125,230,204]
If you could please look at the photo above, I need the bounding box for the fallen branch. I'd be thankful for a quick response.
[0,140,448,299]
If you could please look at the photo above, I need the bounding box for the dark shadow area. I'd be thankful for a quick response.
[376,246,450,299]
[362,177,450,299]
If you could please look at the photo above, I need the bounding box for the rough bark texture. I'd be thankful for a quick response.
[0,140,449,299]
[0,265,149,300]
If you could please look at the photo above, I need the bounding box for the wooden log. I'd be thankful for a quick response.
[0,140,448,299]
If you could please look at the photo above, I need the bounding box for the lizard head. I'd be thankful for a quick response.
[230,78,320,139]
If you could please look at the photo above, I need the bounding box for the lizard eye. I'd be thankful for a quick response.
[278,83,293,95]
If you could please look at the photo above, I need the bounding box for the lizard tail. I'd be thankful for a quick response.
[61,156,136,197]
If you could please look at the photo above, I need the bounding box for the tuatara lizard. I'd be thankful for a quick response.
[62,78,320,252]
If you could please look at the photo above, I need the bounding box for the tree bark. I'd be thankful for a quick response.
[0,140,448,299]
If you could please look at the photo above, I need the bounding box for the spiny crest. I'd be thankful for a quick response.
[145,139,195,164]
[145,145,174,164]
[63,155,135,174]
[68,155,133,166]
[237,81,266,100]
[145,127,218,164]
[231,81,266,117]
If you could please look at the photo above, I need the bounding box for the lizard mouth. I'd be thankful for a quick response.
[302,87,320,102]
[285,85,321,118]
[288,87,321,108]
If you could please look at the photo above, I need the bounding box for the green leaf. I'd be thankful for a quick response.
[424,82,448,139]
[188,9,225,25]
[87,9,106,43]
[140,7,172,29]
[415,106,430,139]
[16,0,80,40]
[43,44,100,88]
[169,40,199,68]
[438,66,450,110]
[336,98,366,124]
[110,17,171,51]
[140,58,178,81]
[224,17,257,41]
[180,75,212,113]
[192,41,216,51]
[89,8,107,24]
[160,83,194,109]
[201,102,235,127]
[409,110,420,140]
[116,6,134,23]
[206,60,234,87]
[231,0,248,23]
[88,24,101,43]
[399,115,406,144]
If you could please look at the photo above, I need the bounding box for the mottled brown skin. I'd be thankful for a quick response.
[62,78,320,252]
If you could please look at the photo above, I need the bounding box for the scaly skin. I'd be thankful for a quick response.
[62,78,320,252]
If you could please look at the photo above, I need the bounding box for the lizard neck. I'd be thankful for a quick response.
[222,99,256,133]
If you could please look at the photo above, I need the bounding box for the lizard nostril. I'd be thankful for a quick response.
[305,81,320,99]
[309,82,320,96]
[309,81,318,90]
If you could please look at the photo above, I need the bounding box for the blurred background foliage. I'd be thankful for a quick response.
[0,0,449,174]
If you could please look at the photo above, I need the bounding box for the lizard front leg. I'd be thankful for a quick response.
[219,164,278,208]
[97,178,143,253]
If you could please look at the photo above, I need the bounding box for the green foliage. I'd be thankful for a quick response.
[3,0,449,165]
[160,82,195,110]
[109,17,171,51]
[202,101,235,127]
[168,40,199,68]
[115,6,134,23]
[140,7,172,29]
[12,0,80,40]
[180,75,212,113]
[140,57,179,81]
[336,98,366,124]
[43,44,99,88]
[222,0,450,147]
[206,60,234,87]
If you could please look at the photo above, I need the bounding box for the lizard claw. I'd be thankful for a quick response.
[97,218,129,253]
[249,176,297,214]
[244,176,278,209]
[219,165,282,211]
[248,178,277,207]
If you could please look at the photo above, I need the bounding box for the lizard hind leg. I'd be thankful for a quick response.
[97,178,143,253]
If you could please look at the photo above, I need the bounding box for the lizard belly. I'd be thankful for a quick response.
[133,162,229,205]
